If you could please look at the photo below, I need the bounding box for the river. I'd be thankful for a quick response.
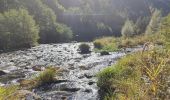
[0,43,139,100]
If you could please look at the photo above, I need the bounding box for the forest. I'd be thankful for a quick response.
[0,0,170,100]
[1,0,170,50]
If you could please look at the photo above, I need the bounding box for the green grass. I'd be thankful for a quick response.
[97,48,170,99]
[0,85,18,100]
[94,37,119,52]
[19,67,59,90]
[36,67,57,85]
[93,33,165,52]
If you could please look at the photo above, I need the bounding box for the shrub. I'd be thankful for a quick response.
[0,9,39,50]
[79,43,91,54]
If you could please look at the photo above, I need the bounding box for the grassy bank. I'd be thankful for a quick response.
[93,33,164,52]
[97,47,170,99]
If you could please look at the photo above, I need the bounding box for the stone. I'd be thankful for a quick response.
[32,65,44,71]
[84,73,93,79]
[88,81,95,85]
[10,90,41,100]
[100,51,110,56]
[84,89,92,93]
[0,70,6,76]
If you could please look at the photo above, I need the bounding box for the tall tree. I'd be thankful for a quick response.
[145,9,162,34]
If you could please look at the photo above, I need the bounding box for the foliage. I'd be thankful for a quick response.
[93,33,165,51]
[121,19,135,37]
[56,23,73,42]
[160,14,170,48]
[145,9,162,34]
[97,49,170,99]
[135,17,150,35]
[93,37,119,52]
[79,43,91,54]
[0,9,39,50]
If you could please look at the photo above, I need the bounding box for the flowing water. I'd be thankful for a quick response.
[0,43,141,100]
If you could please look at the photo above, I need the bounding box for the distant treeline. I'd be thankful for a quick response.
[0,0,170,50]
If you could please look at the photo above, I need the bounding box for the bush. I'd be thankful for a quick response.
[0,9,39,50]
[79,43,91,54]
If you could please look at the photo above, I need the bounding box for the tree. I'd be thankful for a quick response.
[0,9,39,50]
[145,9,162,34]
[56,23,73,42]
[121,19,135,37]
[135,17,150,34]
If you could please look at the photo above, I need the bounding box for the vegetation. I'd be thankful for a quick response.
[0,0,170,45]
[94,37,119,52]
[0,0,74,51]
[0,9,39,50]
[145,9,162,35]
[97,10,170,100]
[93,33,164,52]
[97,49,170,99]
[0,85,18,100]
[36,67,57,85]
[19,67,58,89]
[121,19,135,37]
[160,14,170,48]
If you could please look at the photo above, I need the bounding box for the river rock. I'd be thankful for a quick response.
[10,90,41,100]
[32,65,44,71]
[100,51,110,56]
[0,70,6,76]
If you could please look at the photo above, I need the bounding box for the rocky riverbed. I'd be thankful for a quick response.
[0,43,141,100]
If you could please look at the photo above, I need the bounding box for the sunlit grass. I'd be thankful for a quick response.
[0,85,18,100]
[93,33,165,52]
[97,48,170,99]
[94,37,119,52]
